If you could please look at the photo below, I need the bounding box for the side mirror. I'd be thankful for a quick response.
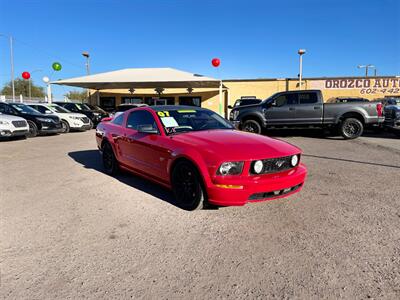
[228,105,233,109]
[101,117,113,122]
[45,110,52,114]
[137,124,158,134]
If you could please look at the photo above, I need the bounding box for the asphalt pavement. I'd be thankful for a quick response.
[1,130,399,299]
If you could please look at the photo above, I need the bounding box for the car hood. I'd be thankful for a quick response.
[0,113,26,122]
[63,112,87,118]
[171,129,301,161]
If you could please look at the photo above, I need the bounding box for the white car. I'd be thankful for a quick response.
[0,113,29,139]
[27,103,92,133]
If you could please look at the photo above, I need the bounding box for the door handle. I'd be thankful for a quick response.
[313,106,321,110]
[289,107,295,111]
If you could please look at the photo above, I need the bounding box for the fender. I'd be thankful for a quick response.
[334,109,367,124]
[238,111,266,127]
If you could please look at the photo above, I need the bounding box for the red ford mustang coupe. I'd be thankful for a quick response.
[95,106,307,210]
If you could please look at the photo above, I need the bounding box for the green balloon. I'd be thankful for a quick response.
[52,62,62,71]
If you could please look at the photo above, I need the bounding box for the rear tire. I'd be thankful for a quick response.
[241,119,262,134]
[102,142,119,175]
[171,161,206,211]
[27,121,38,138]
[61,120,70,133]
[339,118,363,139]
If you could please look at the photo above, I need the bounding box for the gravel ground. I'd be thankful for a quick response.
[1,130,399,299]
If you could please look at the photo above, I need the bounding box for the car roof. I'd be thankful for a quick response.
[148,105,206,112]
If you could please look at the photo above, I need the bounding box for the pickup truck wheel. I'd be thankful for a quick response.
[61,120,70,133]
[340,118,363,139]
[172,161,206,211]
[242,120,262,134]
[102,142,119,175]
[27,121,38,137]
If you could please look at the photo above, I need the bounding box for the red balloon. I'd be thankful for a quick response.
[212,58,220,67]
[22,71,30,80]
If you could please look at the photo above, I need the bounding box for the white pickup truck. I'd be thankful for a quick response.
[0,113,29,138]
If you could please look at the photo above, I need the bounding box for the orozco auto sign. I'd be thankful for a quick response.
[311,78,400,95]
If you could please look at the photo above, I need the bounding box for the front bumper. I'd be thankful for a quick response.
[70,122,92,131]
[231,120,240,129]
[0,129,29,137]
[39,123,63,134]
[206,163,307,206]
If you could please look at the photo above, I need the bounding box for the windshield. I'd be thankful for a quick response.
[155,109,233,135]
[87,104,106,113]
[10,103,40,114]
[49,104,70,113]
[75,103,92,111]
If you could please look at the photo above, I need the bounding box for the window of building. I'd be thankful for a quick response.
[144,97,175,106]
[179,97,201,107]
[121,97,143,104]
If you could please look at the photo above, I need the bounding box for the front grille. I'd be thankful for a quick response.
[81,117,90,123]
[384,110,395,121]
[12,120,27,128]
[249,155,297,175]
[248,183,303,201]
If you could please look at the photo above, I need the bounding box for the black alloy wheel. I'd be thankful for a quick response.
[340,118,364,139]
[172,161,206,211]
[61,120,70,133]
[102,142,119,175]
[27,121,38,137]
[242,120,262,134]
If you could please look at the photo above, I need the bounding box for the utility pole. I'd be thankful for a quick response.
[82,51,90,102]
[357,64,375,77]
[9,36,15,101]
[298,49,306,89]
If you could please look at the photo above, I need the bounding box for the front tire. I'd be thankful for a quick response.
[241,119,262,134]
[61,120,70,133]
[102,142,119,175]
[339,118,364,139]
[171,161,206,211]
[27,121,38,137]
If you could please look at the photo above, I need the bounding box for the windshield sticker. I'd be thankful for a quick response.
[160,116,178,127]
[177,110,196,113]
[157,111,171,117]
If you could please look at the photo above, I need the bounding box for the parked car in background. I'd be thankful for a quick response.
[54,102,109,126]
[0,102,62,137]
[228,97,262,109]
[326,97,370,103]
[27,103,92,133]
[96,106,307,210]
[111,103,148,118]
[230,90,384,139]
[380,98,400,107]
[383,99,400,136]
[0,113,29,139]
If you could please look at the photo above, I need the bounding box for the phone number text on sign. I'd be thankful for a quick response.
[360,88,400,95]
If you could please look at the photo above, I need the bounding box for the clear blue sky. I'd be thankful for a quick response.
[0,0,399,98]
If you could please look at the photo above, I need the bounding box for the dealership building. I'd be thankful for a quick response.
[54,68,400,116]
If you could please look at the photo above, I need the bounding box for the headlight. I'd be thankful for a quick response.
[232,110,239,120]
[37,117,53,123]
[93,112,100,116]
[217,161,244,176]
[396,111,400,117]
[253,160,264,174]
[0,120,10,125]
[291,155,299,167]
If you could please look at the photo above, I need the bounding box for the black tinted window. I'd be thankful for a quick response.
[299,93,318,104]
[112,114,124,126]
[126,110,157,131]
[35,105,47,113]
[273,94,298,107]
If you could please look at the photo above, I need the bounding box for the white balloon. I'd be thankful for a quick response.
[42,76,50,83]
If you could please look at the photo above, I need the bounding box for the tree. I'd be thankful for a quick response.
[1,79,45,97]
[64,90,88,101]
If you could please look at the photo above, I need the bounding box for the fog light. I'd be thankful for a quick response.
[291,155,299,167]
[253,160,263,174]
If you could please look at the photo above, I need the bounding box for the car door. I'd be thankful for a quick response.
[263,93,298,125]
[294,92,323,125]
[119,110,170,181]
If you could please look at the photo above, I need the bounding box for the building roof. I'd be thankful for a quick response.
[52,68,220,89]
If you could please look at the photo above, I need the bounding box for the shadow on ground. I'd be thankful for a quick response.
[68,150,181,209]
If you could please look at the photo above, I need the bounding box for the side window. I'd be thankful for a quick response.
[65,103,77,111]
[0,103,6,113]
[36,105,47,114]
[273,95,287,107]
[126,110,158,131]
[112,114,124,126]
[299,93,318,104]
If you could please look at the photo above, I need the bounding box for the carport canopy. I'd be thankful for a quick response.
[52,67,221,89]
